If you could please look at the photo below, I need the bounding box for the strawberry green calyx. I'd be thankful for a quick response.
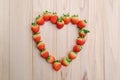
[66,57,72,63]
[36,15,41,20]
[52,12,57,16]
[44,10,51,15]
[80,29,90,34]
[32,23,38,26]
[84,20,87,23]
[37,41,44,46]
[77,37,83,39]
[41,49,47,53]
[63,13,70,18]
[58,17,64,23]
[62,57,72,66]
[46,56,51,60]
[78,45,82,50]
[46,55,55,63]
[54,60,60,63]
[71,51,77,55]
[33,33,40,37]
[72,15,78,18]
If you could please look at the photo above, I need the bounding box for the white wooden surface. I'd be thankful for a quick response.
[0,0,120,80]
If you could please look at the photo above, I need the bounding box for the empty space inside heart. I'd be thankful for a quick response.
[40,21,79,60]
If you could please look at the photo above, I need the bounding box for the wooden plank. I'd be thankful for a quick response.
[0,0,10,80]
[33,0,55,80]
[9,0,33,80]
[69,0,82,80]
[79,0,90,80]
[56,0,72,80]
[87,0,105,80]
[104,0,120,80]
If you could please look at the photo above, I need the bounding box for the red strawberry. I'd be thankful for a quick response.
[43,10,51,21]
[36,15,44,25]
[76,37,86,46]
[61,57,72,67]
[50,12,58,24]
[77,20,87,28]
[73,45,82,52]
[37,41,45,51]
[31,23,40,33]
[40,49,49,59]
[62,13,71,24]
[71,15,79,24]
[68,51,77,60]
[53,60,62,71]
[33,33,41,42]
[56,17,64,29]
[79,29,90,38]
[46,55,55,64]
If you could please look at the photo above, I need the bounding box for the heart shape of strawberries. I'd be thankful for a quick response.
[31,11,90,71]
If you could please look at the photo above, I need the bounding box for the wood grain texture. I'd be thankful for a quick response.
[0,0,10,80]
[0,0,120,80]
[9,0,33,80]
[104,0,120,80]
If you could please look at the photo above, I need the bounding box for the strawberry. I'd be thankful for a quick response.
[71,15,79,24]
[56,17,64,29]
[68,51,77,60]
[50,12,58,24]
[73,45,82,52]
[36,15,44,25]
[79,29,90,38]
[46,55,55,64]
[40,49,49,59]
[77,20,87,28]
[61,57,72,67]
[76,37,86,46]
[33,33,41,42]
[62,13,71,24]
[37,41,45,51]
[31,23,40,33]
[53,60,62,71]
[43,10,51,21]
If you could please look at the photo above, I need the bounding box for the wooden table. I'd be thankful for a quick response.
[0,0,120,80]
